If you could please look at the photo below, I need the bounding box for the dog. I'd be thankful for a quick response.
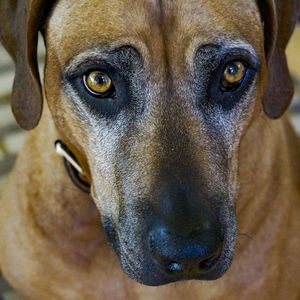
[0,0,300,299]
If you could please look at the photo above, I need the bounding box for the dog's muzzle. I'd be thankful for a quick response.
[102,181,232,286]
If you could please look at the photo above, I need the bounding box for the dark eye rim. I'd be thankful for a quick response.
[64,65,131,118]
[83,72,116,98]
[216,48,260,94]
[207,49,260,111]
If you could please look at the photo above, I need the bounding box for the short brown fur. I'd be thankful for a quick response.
[0,0,300,299]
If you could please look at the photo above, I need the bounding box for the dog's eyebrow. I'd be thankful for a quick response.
[221,40,258,54]
[184,38,260,71]
[65,45,142,75]
[190,38,258,58]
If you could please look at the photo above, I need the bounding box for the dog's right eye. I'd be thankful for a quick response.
[66,65,130,117]
[83,71,115,97]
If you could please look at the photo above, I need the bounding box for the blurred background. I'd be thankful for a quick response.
[0,26,299,300]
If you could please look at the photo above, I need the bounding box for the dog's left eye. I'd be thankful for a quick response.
[83,71,115,97]
[205,48,259,111]
[220,61,246,91]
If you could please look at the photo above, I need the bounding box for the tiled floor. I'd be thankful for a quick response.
[0,27,299,299]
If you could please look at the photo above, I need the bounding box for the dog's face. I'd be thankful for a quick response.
[1,0,297,287]
[42,0,267,285]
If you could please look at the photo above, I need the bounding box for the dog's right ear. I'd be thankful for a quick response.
[258,0,300,119]
[0,0,49,130]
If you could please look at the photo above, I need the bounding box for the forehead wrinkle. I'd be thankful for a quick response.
[149,0,177,104]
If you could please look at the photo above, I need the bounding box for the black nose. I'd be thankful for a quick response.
[148,179,224,278]
[148,219,223,276]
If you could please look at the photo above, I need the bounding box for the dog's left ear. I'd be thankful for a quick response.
[0,0,51,130]
[259,0,300,118]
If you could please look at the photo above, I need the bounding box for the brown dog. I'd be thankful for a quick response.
[0,0,300,299]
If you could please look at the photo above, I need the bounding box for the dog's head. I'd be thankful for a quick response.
[1,0,299,286]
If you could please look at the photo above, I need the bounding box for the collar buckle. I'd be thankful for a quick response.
[55,140,90,194]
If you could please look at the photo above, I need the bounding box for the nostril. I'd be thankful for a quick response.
[149,224,223,276]
[199,254,219,271]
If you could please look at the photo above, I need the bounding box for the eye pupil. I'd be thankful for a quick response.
[221,61,246,90]
[228,64,238,75]
[84,71,114,96]
[94,74,109,85]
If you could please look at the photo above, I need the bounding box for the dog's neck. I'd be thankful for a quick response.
[236,113,300,251]
[13,105,109,264]
[239,112,300,204]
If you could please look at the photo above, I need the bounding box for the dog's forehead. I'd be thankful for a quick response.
[46,0,263,66]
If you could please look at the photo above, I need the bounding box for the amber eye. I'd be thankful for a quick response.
[83,71,114,97]
[221,61,246,90]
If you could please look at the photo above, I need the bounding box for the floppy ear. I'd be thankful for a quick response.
[258,0,300,118]
[0,0,50,130]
